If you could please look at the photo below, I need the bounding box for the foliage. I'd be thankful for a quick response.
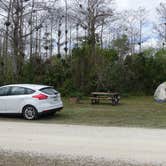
[1,44,166,96]
[0,0,165,98]
[6,96,166,128]
[112,34,130,60]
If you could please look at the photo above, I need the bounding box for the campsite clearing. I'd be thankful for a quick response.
[0,96,166,128]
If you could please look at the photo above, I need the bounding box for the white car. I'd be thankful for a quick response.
[0,84,63,120]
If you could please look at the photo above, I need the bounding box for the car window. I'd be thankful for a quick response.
[9,87,35,96]
[40,87,58,95]
[0,87,10,96]
[25,88,35,94]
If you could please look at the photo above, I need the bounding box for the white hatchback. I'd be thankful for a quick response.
[0,84,63,120]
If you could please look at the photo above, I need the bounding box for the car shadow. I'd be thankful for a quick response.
[0,113,60,121]
[39,112,63,120]
[0,113,23,120]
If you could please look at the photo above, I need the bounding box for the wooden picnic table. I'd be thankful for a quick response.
[90,92,120,105]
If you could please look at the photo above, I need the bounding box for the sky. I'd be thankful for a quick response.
[116,0,166,48]
[60,0,165,48]
[116,0,165,20]
[116,0,161,11]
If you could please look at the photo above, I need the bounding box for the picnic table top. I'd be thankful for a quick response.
[91,92,120,96]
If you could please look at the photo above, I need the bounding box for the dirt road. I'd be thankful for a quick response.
[0,121,166,165]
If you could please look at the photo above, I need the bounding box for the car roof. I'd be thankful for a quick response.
[1,84,52,90]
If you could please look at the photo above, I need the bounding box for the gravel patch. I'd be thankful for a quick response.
[1,122,166,165]
[0,151,163,166]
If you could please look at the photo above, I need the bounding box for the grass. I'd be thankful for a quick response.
[37,96,166,128]
[1,96,166,128]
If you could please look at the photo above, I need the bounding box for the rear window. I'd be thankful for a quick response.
[40,87,58,95]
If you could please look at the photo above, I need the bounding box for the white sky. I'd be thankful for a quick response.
[116,0,161,10]
[116,0,166,48]
[116,0,166,21]
[61,0,165,48]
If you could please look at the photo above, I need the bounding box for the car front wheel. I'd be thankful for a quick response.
[22,105,38,120]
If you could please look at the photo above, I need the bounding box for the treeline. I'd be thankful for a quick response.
[0,0,166,97]
[1,44,164,96]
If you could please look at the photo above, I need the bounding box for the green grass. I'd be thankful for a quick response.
[36,96,166,128]
[1,96,166,128]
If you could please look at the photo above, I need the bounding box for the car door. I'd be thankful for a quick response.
[6,86,28,113]
[0,87,10,113]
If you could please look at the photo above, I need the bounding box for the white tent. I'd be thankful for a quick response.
[154,82,166,102]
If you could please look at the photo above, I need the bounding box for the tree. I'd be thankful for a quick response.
[112,34,130,61]
[155,2,166,48]
[112,8,146,54]
[71,0,114,61]
[0,0,57,80]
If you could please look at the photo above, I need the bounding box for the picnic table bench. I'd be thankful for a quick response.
[90,92,120,105]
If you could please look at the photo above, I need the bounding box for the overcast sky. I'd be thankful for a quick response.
[116,0,161,11]
[63,0,165,47]
[116,0,164,20]
[115,0,166,47]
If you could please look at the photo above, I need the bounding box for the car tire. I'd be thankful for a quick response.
[22,105,38,120]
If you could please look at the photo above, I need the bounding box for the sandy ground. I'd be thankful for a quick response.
[0,121,166,165]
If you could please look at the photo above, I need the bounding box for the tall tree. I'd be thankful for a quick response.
[71,0,114,61]
[156,2,166,48]
[112,34,130,61]
[113,8,146,54]
[0,0,57,80]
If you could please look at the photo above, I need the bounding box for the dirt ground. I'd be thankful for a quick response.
[0,151,160,166]
[0,121,166,165]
